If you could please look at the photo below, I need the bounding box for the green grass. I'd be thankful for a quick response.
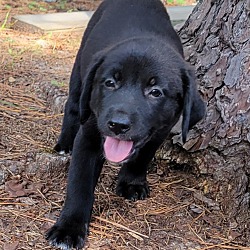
[28,1,47,12]
[50,80,65,88]
[56,0,67,10]
[4,4,12,10]
[176,0,186,4]
[165,0,190,5]
[1,11,10,30]
[0,100,18,107]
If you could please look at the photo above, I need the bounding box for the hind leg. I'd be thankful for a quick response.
[54,61,82,153]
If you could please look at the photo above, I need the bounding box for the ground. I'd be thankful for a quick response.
[0,1,249,250]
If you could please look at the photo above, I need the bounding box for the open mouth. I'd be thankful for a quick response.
[103,136,134,163]
[103,131,154,163]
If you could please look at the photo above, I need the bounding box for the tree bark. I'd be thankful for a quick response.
[160,0,250,242]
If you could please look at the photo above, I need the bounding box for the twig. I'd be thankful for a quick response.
[94,216,149,239]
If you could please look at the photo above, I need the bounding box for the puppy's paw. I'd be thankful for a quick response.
[46,222,87,250]
[54,142,73,154]
[116,181,150,201]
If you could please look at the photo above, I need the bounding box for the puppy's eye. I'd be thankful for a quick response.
[104,79,116,89]
[149,89,162,98]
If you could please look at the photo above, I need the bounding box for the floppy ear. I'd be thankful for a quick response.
[181,68,206,143]
[79,55,104,124]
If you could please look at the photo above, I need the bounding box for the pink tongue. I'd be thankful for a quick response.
[104,137,133,163]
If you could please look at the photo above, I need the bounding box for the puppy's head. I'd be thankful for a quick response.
[80,38,205,163]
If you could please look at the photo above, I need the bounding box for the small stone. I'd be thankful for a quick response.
[9,76,16,83]
[190,204,203,214]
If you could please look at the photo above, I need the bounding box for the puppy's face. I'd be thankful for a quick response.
[89,45,185,163]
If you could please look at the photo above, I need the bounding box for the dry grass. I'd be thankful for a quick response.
[0,4,249,250]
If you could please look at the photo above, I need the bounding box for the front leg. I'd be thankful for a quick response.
[46,117,104,249]
[116,136,165,201]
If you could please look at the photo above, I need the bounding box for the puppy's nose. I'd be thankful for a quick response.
[108,120,131,135]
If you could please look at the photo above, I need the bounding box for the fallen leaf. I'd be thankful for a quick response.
[4,241,19,250]
[5,179,43,198]
[202,215,214,225]
[193,192,220,210]
[228,230,242,240]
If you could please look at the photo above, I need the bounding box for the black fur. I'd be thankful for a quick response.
[46,0,205,249]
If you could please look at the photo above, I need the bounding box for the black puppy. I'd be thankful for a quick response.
[46,0,205,249]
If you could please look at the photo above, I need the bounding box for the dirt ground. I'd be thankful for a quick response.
[0,1,249,250]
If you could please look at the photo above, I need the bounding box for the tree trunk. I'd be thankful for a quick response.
[160,0,250,242]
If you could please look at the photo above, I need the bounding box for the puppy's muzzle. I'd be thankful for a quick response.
[107,113,131,136]
[108,120,131,135]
